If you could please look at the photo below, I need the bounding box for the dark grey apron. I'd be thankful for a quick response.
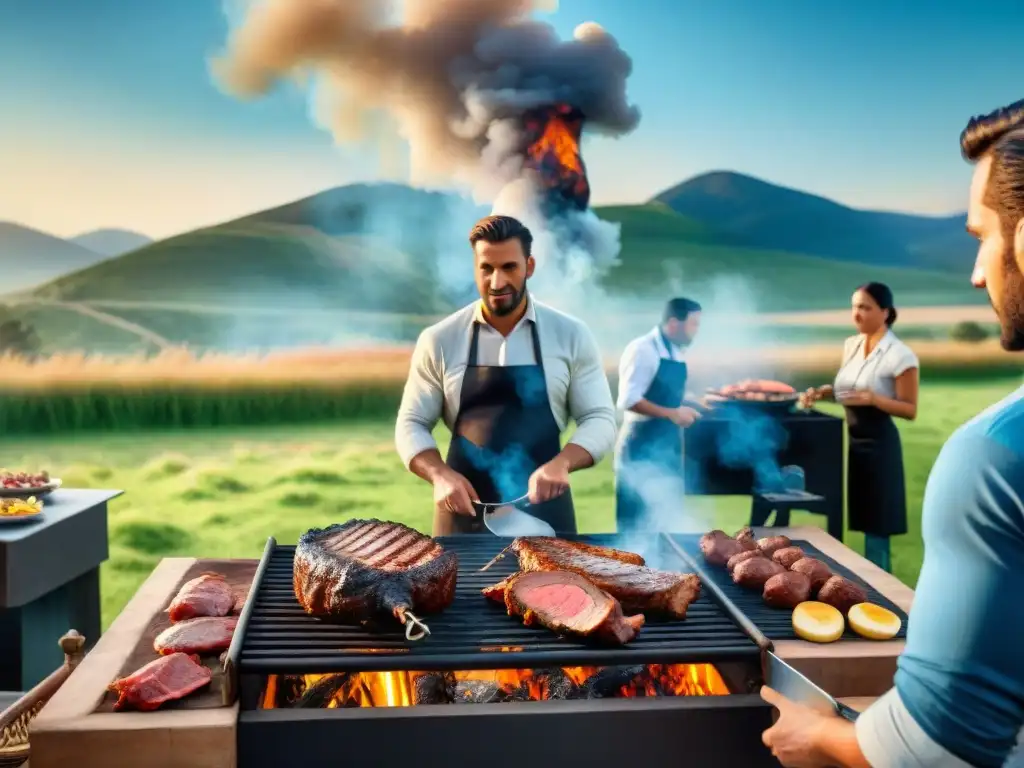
[838,340,908,536]
[443,319,576,535]
[615,331,688,534]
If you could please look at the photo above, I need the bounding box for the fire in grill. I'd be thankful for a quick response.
[227,533,779,767]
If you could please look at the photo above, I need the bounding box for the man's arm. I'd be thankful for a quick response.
[563,325,617,469]
[395,329,445,481]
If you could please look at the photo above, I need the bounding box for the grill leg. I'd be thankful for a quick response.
[773,507,791,527]
[749,498,772,527]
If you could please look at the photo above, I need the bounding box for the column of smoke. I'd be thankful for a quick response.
[212,0,786,528]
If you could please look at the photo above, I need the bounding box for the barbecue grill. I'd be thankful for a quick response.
[227,534,780,768]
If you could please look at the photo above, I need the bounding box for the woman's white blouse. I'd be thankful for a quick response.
[833,330,919,399]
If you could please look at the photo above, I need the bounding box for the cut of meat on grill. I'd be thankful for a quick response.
[517,538,646,566]
[293,519,458,641]
[167,573,236,622]
[154,616,238,656]
[108,653,213,711]
[503,570,645,645]
[719,379,795,395]
[482,576,513,604]
[511,538,701,620]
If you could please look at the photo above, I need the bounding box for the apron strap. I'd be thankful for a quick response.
[529,321,544,370]
[468,321,481,366]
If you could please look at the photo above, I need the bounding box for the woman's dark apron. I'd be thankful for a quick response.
[443,319,576,535]
[839,343,908,537]
[615,331,688,534]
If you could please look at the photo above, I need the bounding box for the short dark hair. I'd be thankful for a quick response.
[663,297,701,323]
[468,215,533,258]
[961,100,1024,229]
[857,282,897,327]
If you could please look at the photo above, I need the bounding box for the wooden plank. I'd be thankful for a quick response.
[30,557,238,768]
[769,526,912,699]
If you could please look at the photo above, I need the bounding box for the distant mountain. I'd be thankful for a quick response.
[71,228,152,257]
[652,171,972,272]
[0,221,111,294]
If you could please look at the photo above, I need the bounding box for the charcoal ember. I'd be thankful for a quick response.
[454,681,514,704]
[538,668,582,700]
[580,665,646,698]
[414,672,456,705]
[293,674,351,708]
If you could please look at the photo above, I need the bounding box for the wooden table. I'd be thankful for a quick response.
[0,489,121,691]
[771,525,913,706]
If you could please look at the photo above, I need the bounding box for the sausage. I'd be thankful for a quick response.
[790,558,833,594]
[700,530,744,566]
[734,526,759,551]
[817,576,868,616]
[763,571,812,609]
[726,549,763,574]
[756,535,792,557]
[772,546,806,569]
[732,558,785,590]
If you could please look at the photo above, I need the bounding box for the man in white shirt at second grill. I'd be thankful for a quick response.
[395,214,617,536]
[614,298,703,534]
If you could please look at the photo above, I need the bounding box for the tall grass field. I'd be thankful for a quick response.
[0,341,1018,433]
[0,376,1019,628]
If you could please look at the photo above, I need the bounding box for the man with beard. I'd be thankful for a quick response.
[758,101,1024,767]
[613,297,702,533]
[395,214,616,535]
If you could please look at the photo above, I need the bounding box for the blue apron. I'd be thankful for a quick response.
[614,331,688,533]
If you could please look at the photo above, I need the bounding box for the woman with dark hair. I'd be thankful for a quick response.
[800,282,920,572]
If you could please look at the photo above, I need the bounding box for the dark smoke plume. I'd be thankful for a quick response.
[212,0,640,198]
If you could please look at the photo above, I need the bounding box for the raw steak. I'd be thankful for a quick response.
[503,570,644,645]
[154,616,237,655]
[167,573,236,622]
[108,652,212,711]
[293,520,458,634]
[512,537,701,619]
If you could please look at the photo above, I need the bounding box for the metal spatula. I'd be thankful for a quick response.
[472,495,555,537]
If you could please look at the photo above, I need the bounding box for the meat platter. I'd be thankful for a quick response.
[704,380,800,413]
[0,469,62,499]
[104,569,247,712]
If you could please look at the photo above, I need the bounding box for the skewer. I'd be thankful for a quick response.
[403,611,431,641]
[479,543,513,572]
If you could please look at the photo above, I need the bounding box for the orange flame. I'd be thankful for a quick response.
[261,664,729,709]
[522,104,590,210]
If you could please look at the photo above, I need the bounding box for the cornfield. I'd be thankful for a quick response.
[0,342,1017,434]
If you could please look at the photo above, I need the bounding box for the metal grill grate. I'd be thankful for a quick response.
[236,534,762,674]
[672,535,909,641]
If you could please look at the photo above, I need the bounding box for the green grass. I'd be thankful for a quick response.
[0,376,1018,630]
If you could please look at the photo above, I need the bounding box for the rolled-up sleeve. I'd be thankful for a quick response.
[616,338,657,411]
[566,324,617,463]
[395,329,444,469]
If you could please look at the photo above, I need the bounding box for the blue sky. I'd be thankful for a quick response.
[3,0,1023,239]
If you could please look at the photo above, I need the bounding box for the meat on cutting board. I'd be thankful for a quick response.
[167,573,236,622]
[293,519,458,627]
[512,537,701,619]
[108,652,213,711]
[503,570,644,645]
[154,616,238,655]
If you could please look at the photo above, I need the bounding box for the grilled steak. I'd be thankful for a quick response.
[108,653,212,711]
[519,538,646,566]
[482,576,513,603]
[504,570,644,645]
[293,520,458,629]
[167,573,236,622]
[154,616,237,655]
[512,537,701,619]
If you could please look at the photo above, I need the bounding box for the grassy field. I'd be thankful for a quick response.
[0,376,1018,629]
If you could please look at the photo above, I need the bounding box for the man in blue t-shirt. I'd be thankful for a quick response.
[759,101,1024,767]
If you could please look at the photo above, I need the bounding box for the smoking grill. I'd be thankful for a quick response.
[228,533,780,768]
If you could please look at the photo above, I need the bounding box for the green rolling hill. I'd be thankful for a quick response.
[4,177,985,354]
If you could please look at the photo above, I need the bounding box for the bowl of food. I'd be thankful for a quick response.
[0,470,61,499]
[0,497,44,525]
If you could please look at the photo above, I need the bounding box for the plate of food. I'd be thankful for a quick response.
[0,470,61,499]
[0,496,44,525]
